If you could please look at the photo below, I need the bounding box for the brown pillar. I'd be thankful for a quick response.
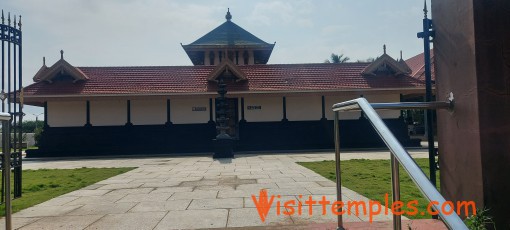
[432,0,510,227]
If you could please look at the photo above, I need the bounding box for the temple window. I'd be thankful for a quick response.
[209,51,215,65]
[243,51,249,65]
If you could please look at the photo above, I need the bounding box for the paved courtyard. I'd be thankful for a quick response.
[2,151,428,229]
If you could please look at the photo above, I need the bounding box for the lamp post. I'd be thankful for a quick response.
[213,72,234,158]
[31,113,43,129]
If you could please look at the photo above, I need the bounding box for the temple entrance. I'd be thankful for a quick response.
[216,98,239,138]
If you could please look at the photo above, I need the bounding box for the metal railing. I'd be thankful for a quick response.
[332,98,467,230]
[0,112,12,230]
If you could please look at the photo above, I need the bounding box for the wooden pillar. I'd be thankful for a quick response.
[399,94,404,119]
[321,95,327,120]
[433,0,510,227]
[240,97,246,122]
[126,100,132,126]
[359,95,365,119]
[209,98,214,123]
[165,99,172,125]
[85,100,91,127]
[43,101,48,127]
[282,97,288,122]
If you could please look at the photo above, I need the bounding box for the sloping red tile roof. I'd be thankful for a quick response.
[23,63,425,97]
[405,50,434,81]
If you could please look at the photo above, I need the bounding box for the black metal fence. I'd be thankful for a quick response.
[1,9,23,215]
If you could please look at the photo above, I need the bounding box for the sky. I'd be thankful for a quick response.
[3,0,430,120]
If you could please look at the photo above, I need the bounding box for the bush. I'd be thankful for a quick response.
[21,120,45,133]
[34,126,43,146]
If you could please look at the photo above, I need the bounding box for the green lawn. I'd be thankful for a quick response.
[298,158,439,219]
[1,167,135,216]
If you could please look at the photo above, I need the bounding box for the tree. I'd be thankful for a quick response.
[357,57,377,62]
[21,120,45,133]
[324,53,350,63]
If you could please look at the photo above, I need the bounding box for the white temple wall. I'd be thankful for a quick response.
[171,98,210,124]
[90,100,127,126]
[131,99,166,125]
[47,101,86,127]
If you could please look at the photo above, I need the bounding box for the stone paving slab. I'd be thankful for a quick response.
[0,151,428,229]
[21,215,103,230]
[129,200,192,212]
[154,209,228,229]
[227,208,293,228]
[85,212,167,230]
[187,198,243,210]
[0,217,40,229]
[66,203,137,216]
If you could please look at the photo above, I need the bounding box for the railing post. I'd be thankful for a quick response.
[2,116,12,230]
[391,153,401,230]
[334,111,344,230]
[332,98,467,229]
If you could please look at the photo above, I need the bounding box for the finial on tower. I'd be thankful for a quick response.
[18,15,22,30]
[43,57,46,66]
[13,14,16,29]
[7,12,11,26]
[383,44,386,54]
[423,0,428,18]
[400,50,403,60]
[1,10,4,24]
[60,50,64,60]
[226,8,232,21]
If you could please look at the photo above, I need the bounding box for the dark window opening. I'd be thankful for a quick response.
[243,51,249,65]
[209,51,215,65]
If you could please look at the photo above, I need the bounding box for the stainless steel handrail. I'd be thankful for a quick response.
[332,98,467,230]
[332,101,452,112]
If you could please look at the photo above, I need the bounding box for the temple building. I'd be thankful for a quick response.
[24,10,427,157]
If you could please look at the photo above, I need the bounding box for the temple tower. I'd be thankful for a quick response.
[182,9,275,66]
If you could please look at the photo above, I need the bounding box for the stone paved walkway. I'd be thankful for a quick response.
[2,151,427,229]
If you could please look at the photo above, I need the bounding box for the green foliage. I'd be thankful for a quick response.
[0,167,135,216]
[298,158,440,219]
[464,208,496,230]
[357,57,376,62]
[325,53,350,63]
[33,126,43,146]
[21,120,45,133]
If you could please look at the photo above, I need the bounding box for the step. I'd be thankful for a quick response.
[224,219,448,230]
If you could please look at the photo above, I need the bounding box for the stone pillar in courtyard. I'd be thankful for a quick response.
[432,0,510,228]
[213,75,235,158]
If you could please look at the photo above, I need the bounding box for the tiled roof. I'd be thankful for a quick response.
[405,50,434,81]
[187,20,272,47]
[23,63,425,97]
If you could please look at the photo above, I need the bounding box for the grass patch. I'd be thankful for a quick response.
[1,167,135,216]
[298,158,439,219]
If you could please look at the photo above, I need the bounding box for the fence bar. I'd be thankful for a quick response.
[390,154,401,230]
[1,112,12,230]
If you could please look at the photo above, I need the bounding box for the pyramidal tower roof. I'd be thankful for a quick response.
[182,9,275,65]
[189,10,272,47]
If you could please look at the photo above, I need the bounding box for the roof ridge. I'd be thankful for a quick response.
[75,62,371,69]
